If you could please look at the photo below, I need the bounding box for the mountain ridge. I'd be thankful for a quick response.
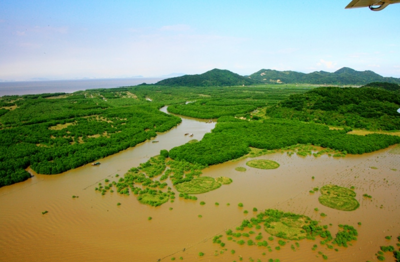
[155,67,400,87]
[249,67,400,85]
[156,68,257,87]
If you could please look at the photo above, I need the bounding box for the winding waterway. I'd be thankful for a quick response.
[0,108,400,262]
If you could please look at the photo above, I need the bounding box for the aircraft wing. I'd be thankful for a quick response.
[346,0,400,10]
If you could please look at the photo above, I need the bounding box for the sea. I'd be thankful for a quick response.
[0,78,163,97]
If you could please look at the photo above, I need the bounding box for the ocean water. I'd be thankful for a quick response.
[0,78,163,97]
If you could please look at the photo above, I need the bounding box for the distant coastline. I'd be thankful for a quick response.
[0,78,163,96]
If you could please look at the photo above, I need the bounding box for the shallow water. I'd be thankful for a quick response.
[0,78,163,96]
[0,110,399,262]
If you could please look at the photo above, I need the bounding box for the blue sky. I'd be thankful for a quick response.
[0,0,399,81]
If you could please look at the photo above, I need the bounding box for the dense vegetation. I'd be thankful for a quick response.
[165,86,310,118]
[250,67,400,85]
[0,89,181,187]
[361,82,400,93]
[169,117,400,166]
[267,87,400,130]
[168,99,264,119]
[2,76,400,188]
[156,68,257,87]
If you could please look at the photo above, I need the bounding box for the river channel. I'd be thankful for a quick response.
[0,107,399,262]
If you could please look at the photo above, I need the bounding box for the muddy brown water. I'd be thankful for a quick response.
[0,108,400,262]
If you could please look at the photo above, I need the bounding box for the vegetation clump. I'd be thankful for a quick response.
[318,185,360,211]
[219,208,358,254]
[363,194,372,199]
[215,176,233,184]
[138,192,169,206]
[175,177,222,194]
[373,235,400,262]
[246,160,280,170]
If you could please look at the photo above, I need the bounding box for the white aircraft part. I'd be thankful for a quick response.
[346,0,400,9]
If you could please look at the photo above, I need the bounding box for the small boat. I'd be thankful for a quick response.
[92,162,100,166]
[189,133,193,137]
[152,140,159,143]
[184,133,189,136]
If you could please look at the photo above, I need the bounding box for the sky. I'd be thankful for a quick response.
[0,0,399,81]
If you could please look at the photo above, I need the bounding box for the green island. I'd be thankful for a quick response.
[215,176,233,184]
[318,185,360,211]
[246,159,280,170]
[210,208,359,261]
[235,167,247,172]
[175,176,222,194]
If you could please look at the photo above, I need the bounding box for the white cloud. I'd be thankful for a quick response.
[317,59,337,69]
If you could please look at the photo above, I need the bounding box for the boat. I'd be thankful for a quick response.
[152,141,159,143]
[92,162,100,166]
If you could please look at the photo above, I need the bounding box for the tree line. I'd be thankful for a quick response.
[169,117,400,166]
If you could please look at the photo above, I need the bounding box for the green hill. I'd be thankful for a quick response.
[156,68,258,87]
[250,67,400,85]
[267,87,400,130]
[361,82,400,93]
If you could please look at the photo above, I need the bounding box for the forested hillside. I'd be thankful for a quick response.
[250,67,400,85]
[267,87,400,130]
[156,68,258,87]
[0,89,181,187]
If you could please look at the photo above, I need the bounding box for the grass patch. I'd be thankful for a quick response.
[235,167,247,172]
[318,185,360,211]
[232,147,276,161]
[175,176,221,194]
[264,215,311,240]
[246,159,280,170]
[216,176,233,184]
[138,155,167,178]
[138,192,169,206]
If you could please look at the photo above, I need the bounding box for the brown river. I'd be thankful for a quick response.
[0,107,400,262]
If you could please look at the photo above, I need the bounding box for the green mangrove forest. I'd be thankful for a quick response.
[2,81,400,189]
